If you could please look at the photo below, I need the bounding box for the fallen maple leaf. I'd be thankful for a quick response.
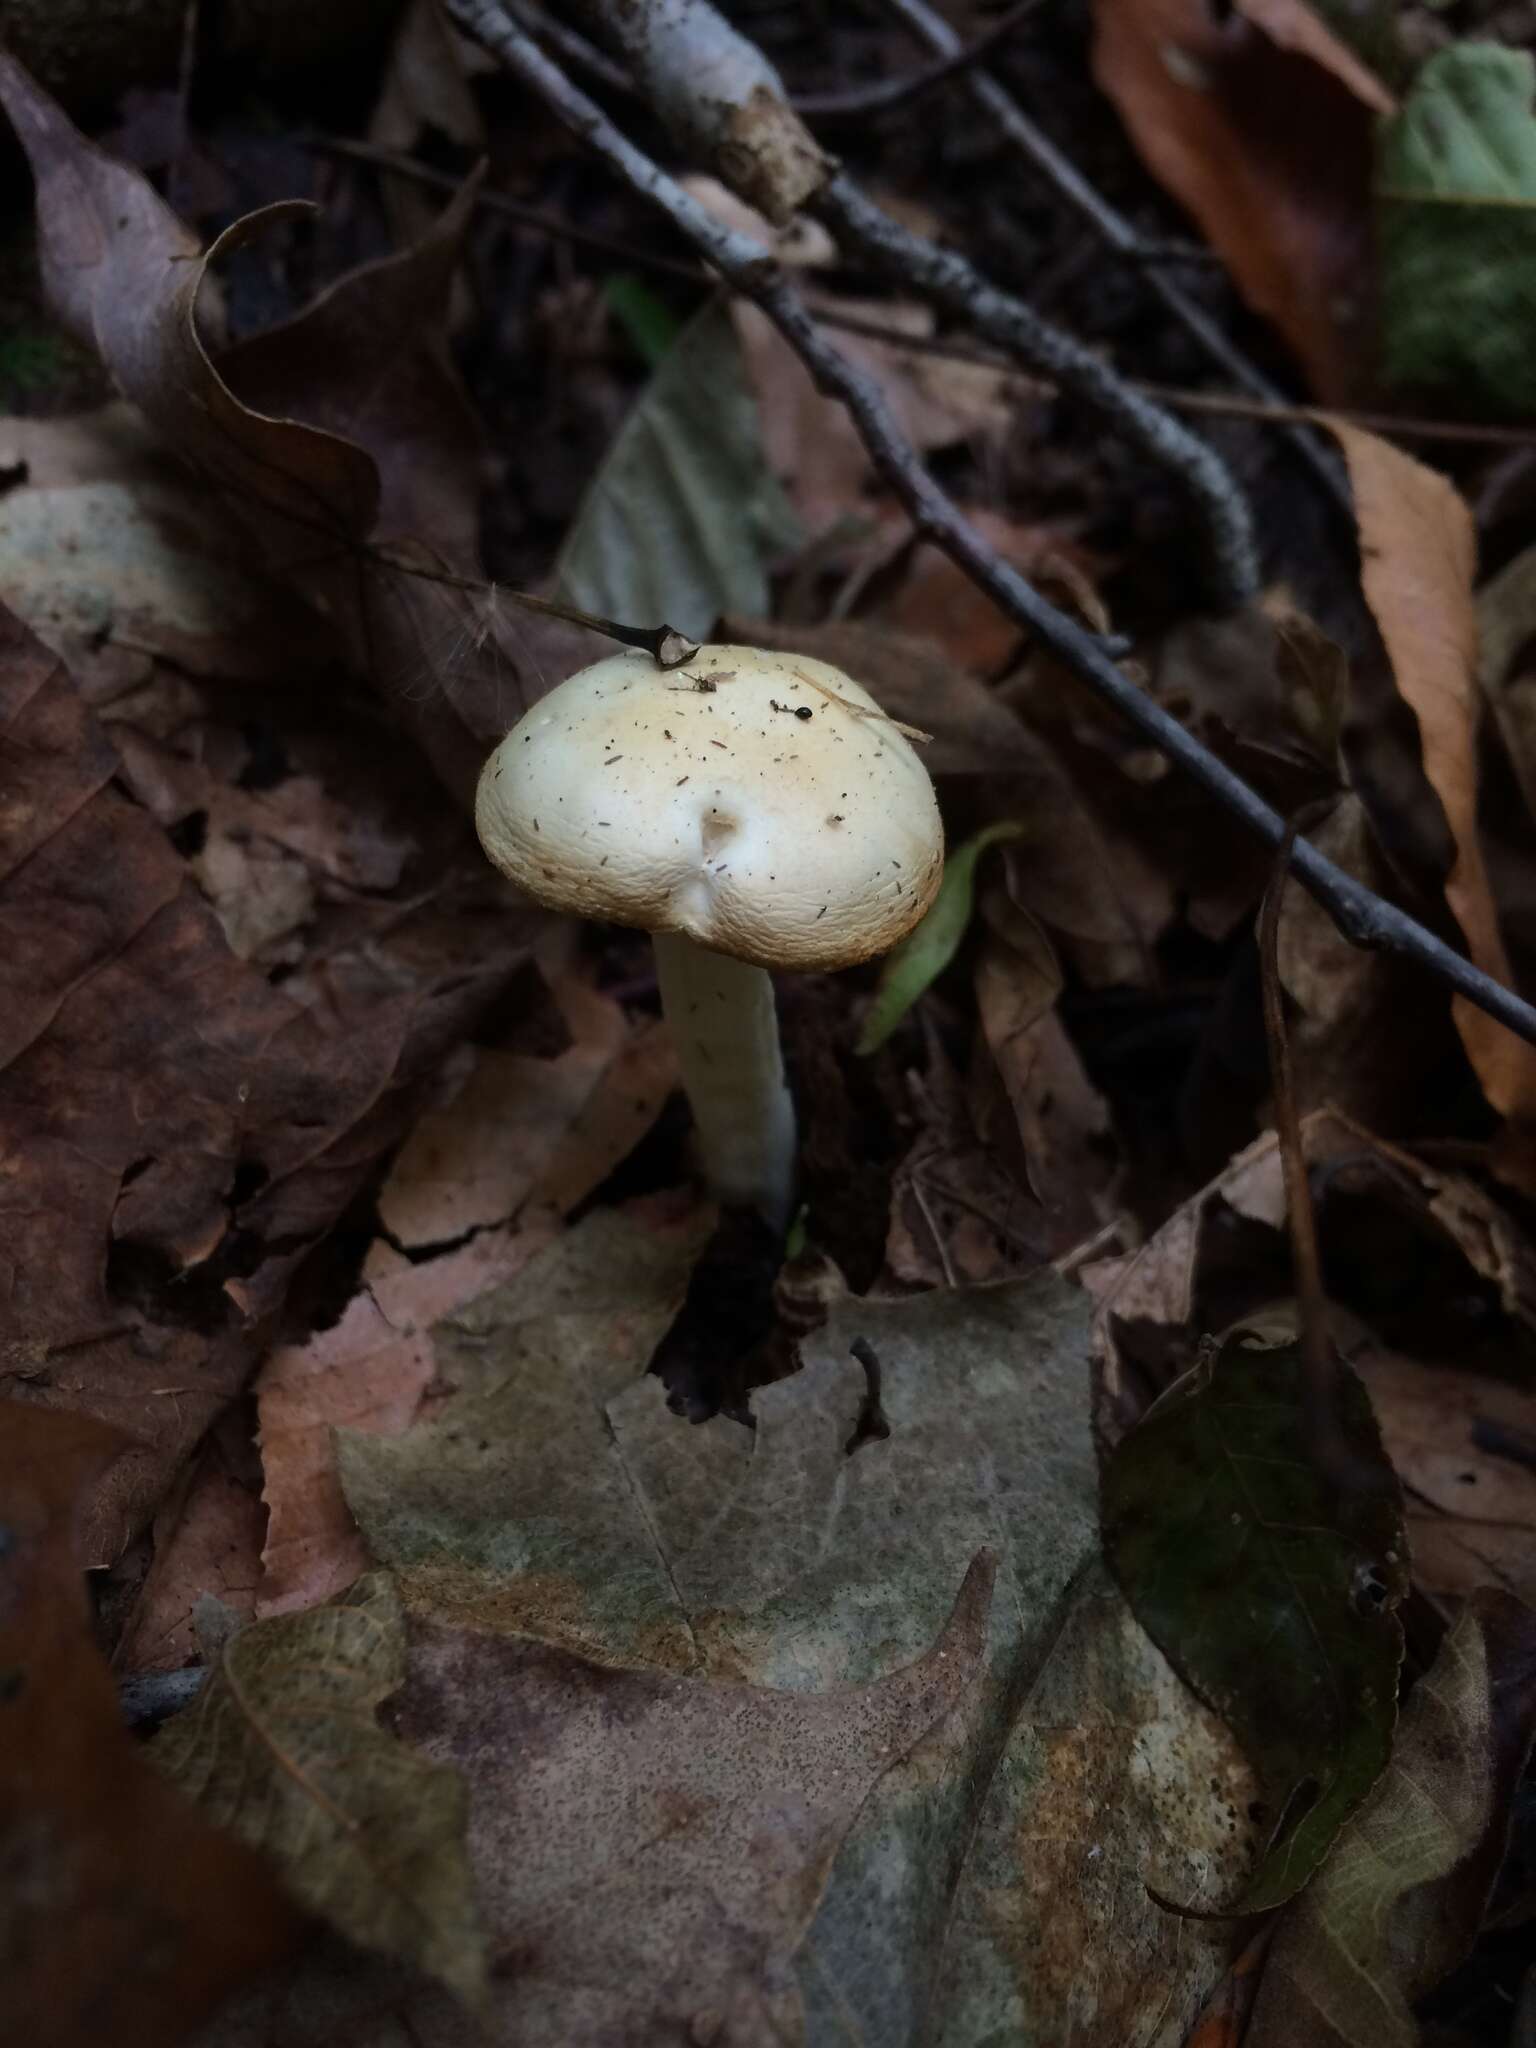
[0,1404,296,2044]
[337,1212,1259,2038]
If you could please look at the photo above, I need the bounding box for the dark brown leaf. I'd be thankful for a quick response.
[0,1403,297,2044]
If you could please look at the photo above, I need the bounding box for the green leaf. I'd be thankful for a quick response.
[856,820,1024,1055]
[1101,1333,1408,1911]
[556,296,802,640]
[603,273,681,368]
[152,1573,486,2009]
[1378,43,1536,414]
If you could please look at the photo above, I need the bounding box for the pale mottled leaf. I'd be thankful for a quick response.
[153,1573,486,2011]
[1248,1590,1536,2047]
[556,296,802,640]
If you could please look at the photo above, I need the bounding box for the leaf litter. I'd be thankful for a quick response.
[5,8,1536,2043]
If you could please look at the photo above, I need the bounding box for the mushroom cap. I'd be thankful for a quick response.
[475,642,944,971]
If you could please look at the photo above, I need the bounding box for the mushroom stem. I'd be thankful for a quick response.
[652,930,796,1232]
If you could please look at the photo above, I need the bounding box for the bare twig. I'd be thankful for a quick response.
[440,0,1536,1053]
[1258,830,1392,1506]
[813,173,1259,610]
[796,0,1045,118]
[555,0,1260,607]
[880,0,1352,516]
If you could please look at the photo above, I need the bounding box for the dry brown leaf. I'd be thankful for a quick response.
[973,890,1120,1251]
[0,59,519,805]
[1091,0,1387,400]
[1352,1341,1536,1608]
[0,1404,297,2044]
[734,292,1011,530]
[379,973,673,1249]
[256,1228,549,1618]
[1276,793,1442,1126]
[1331,423,1536,1121]
[117,1420,267,1673]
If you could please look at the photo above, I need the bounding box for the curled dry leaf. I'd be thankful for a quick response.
[154,1573,487,2012]
[1090,0,1389,399]
[1330,423,1536,1124]
[1247,1590,1536,2048]
[0,1405,296,2046]
[0,56,513,806]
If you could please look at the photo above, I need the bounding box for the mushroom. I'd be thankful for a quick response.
[474,642,943,1230]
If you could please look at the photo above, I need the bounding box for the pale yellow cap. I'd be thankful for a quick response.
[475,643,943,970]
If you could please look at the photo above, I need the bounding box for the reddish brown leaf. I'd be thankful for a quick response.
[1090,0,1389,400]
[0,1403,297,2044]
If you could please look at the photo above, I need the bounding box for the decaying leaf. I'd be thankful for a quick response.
[1329,422,1536,1122]
[1247,1589,1536,2047]
[1379,42,1536,416]
[154,1573,487,2011]
[1091,0,1389,399]
[396,1555,996,2045]
[0,1404,296,2045]
[336,1218,1260,2036]
[1102,1330,1407,1909]
[557,297,802,641]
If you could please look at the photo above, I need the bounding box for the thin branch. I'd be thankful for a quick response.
[880,0,1353,517]
[813,172,1259,611]
[514,0,1045,121]
[312,137,1536,453]
[529,0,1261,606]
[796,0,1045,118]
[440,0,1536,1052]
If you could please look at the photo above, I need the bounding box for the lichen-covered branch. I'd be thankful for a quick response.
[441,0,1536,1052]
